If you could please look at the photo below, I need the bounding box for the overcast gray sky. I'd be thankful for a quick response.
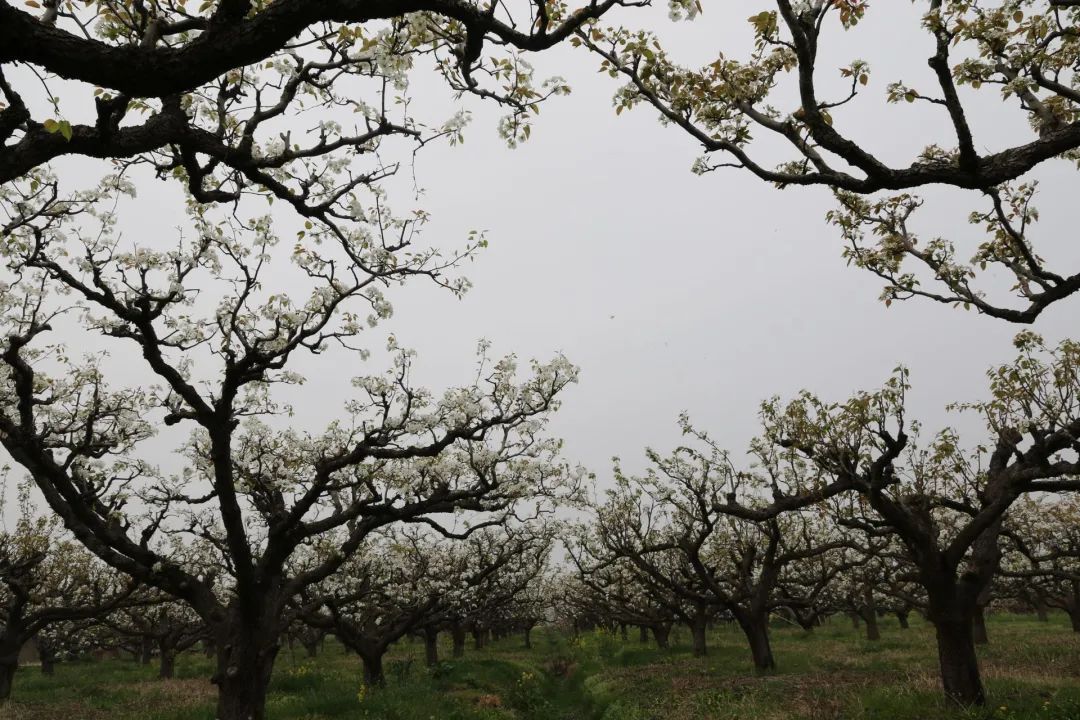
[365,1,1079,480]
[5,1,1078,502]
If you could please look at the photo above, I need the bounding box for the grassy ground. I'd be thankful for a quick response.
[2,613,1079,720]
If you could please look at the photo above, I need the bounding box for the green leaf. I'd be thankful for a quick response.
[58,120,73,142]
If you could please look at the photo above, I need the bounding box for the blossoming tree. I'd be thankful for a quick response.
[582,0,1080,322]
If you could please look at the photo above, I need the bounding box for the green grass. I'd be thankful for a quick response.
[3,614,1079,719]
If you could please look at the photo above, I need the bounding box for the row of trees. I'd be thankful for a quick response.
[0,499,558,700]
[558,2,1080,708]
[561,332,1080,707]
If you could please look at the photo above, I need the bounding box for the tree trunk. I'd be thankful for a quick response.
[652,624,671,650]
[1032,591,1049,622]
[619,623,628,642]
[302,639,319,659]
[423,627,439,667]
[737,614,775,672]
[933,618,985,707]
[972,607,988,645]
[690,614,708,657]
[0,655,18,701]
[159,647,176,680]
[140,634,154,666]
[212,630,279,720]
[639,625,649,643]
[863,610,881,641]
[360,650,385,688]
[1067,606,1080,633]
[451,623,466,658]
[862,587,880,641]
[523,625,533,650]
[896,610,910,630]
[40,655,55,676]
[472,628,484,651]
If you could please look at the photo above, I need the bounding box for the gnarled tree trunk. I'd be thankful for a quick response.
[736,612,775,672]
[933,616,984,707]
[360,649,385,688]
[212,626,280,720]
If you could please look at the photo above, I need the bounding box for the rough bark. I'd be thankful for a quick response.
[861,587,880,641]
[863,610,881,641]
[896,610,910,630]
[523,625,533,650]
[451,623,466,658]
[360,650,385,688]
[972,607,989,645]
[933,617,985,707]
[423,627,439,667]
[0,654,18,701]
[159,647,176,680]
[1067,606,1080,633]
[652,623,671,650]
[140,634,153,666]
[690,613,708,657]
[212,630,279,720]
[737,614,776,672]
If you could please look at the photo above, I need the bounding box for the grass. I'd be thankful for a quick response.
[2,613,1079,719]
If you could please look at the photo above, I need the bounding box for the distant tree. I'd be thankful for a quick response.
[582,441,851,671]
[772,526,874,633]
[449,523,555,653]
[104,600,210,679]
[681,333,1080,706]
[303,529,443,688]
[563,546,679,649]
[0,491,137,700]
[583,1,1080,322]
[1003,495,1080,632]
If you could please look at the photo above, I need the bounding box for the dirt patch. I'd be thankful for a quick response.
[476,694,503,708]
[124,677,216,702]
